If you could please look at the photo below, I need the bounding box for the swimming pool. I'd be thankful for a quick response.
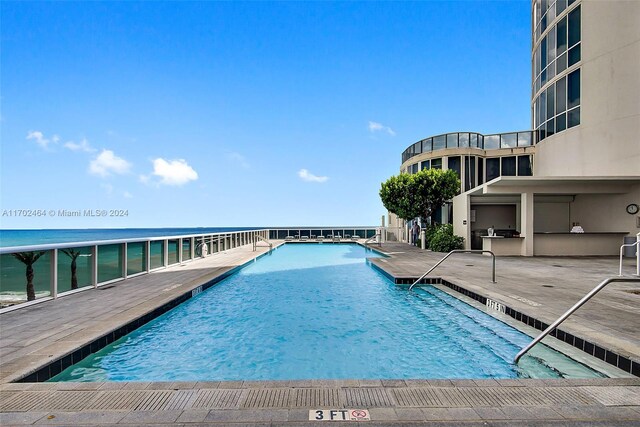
[51,243,603,381]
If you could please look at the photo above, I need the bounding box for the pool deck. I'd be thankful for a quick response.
[1,240,639,425]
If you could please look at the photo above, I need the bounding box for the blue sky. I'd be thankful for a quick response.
[1,1,531,229]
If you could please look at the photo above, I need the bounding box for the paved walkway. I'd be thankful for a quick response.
[0,240,639,425]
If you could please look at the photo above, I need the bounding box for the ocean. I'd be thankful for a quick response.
[0,227,261,248]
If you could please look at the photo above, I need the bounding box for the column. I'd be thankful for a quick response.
[521,192,534,256]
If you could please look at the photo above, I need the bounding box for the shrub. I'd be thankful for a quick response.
[428,224,464,252]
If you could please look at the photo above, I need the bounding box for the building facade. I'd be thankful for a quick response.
[396,0,640,256]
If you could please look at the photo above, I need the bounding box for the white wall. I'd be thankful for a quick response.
[569,184,640,235]
[535,202,571,232]
[472,205,517,231]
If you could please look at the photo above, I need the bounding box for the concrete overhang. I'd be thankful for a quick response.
[463,176,640,197]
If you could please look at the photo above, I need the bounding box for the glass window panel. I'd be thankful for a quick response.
[556,0,567,15]
[501,156,517,176]
[470,133,478,147]
[540,90,547,122]
[518,132,533,147]
[568,43,580,66]
[556,112,567,132]
[535,45,541,75]
[447,156,461,178]
[548,60,555,80]
[568,0,576,5]
[127,242,147,275]
[556,76,566,114]
[411,163,419,174]
[413,142,422,154]
[546,85,555,121]
[535,98,540,127]
[424,138,433,152]
[518,155,533,176]
[556,51,567,73]
[568,5,581,47]
[541,37,548,69]
[149,241,164,269]
[464,156,476,192]
[182,238,192,260]
[433,135,446,150]
[568,107,580,128]
[459,133,469,148]
[446,133,458,148]
[478,135,484,148]
[541,68,547,86]
[557,16,567,54]
[548,27,556,64]
[547,1,556,22]
[98,244,123,283]
[484,135,500,150]
[58,246,93,293]
[541,12,547,33]
[485,158,500,181]
[431,158,442,169]
[546,118,555,137]
[567,68,580,109]
[501,133,517,148]
[478,158,484,185]
[167,239,179,264]
[1,252,51,305]
[421,160,430,170]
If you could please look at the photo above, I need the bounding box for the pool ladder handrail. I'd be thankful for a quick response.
[364,233,381,247]
[618,232,640,276]
[408,249,496,291]
[513,276,640,364]
[253,235,273,251]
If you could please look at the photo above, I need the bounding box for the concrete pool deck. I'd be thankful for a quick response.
[0,240,639,425]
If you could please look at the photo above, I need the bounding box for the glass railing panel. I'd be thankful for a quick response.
[182,238,192,260]
[500,133,518,148]
[1,251,52,307]
[518,132,533,146]
[446,133,458,148]
[58,246,92,293]
[168,239,179,265]
[424,138,432,152]
[470,133,478,147]
[433,135,446,150]
[277,230,288,239]
[98,244,123,283]
[484,135,500,150]
[354,230,366,238]
[365,229,376,238]
[459,133,470,148]
[127,242,146,275]
[149,241,164,269]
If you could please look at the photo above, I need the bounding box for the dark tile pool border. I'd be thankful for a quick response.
[391,273,639,378]
[16,249,276,383]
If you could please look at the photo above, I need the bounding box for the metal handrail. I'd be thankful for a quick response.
[618,232,640,276]
[408,250,496,291]
[364,233,381,247]
[253,236,273,251]
[514,276,640,363]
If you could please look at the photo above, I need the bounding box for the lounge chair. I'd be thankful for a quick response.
[285,235,294,241]
[316,235,325,241]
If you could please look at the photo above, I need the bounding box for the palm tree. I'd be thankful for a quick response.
[60,249,82,290]
[11,251,46,301]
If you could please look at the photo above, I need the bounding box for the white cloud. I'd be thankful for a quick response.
[227,152,250,169]
[123,191,133,198]
[89,149,132,177]
[149,158,198,186]
[298,169,329,183]
[368,121,396,136]
[64,138,96,153]
[26,130,56,149]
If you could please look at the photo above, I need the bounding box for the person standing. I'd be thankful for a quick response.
[412,222,420,246]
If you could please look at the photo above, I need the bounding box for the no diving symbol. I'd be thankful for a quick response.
[351,410,367,419]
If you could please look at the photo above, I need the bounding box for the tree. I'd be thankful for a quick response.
[60,249,82,290]
[380,168,460,222]
[11,251,46,301]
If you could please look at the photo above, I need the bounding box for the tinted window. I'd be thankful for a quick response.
[568,107,580,128]
[431,158,442,169]
[546,85,555,121]
[486,158,500,181]
[568,44,580,66]
[518,155,533,176]
[433,135,446,150]
[556,76,566,114]
[421,160,430,170]
[567,68,580,109]
[568,6,581,47]
[448,156,461,178]
[501,157,517,177]
[478,158,484,185]
[446,133,458,148]
[556,17,567,54]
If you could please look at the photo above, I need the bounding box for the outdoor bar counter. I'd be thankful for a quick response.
[533,232,628,256]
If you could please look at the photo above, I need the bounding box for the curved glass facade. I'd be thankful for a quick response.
[532,0,581,142]
[401,131,534,164]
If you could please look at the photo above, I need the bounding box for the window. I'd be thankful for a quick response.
[431,158,442,169]
[478,158,484,185]
[501,157,517,176]
[464,156,476,191]
[485,135,500,150]
[557,17,567,55]
[411,163,419,174]
[518,132,533,147]
[501,133,517,148]
[421,160,430,170]
[447,156,461,178]
[568,6,581,47]
[568,44,580,67]
[470,133,478,147]
[556,76,566,114]
[433,135,446,150]
[546,85,555,121]
[423,138,432,152]
[486,158,500,181]
[518,155,533,176]
[567,68,580,109]
[459,133,469,148]
[568,107,580,128]
[556,112,567,132]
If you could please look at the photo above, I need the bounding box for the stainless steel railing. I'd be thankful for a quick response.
[253,236,273,251]
[513,276,640,363]
[618,232,640,276]
[408,250,496,291]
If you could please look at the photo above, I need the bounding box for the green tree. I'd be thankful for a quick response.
[11,251,46,301]
[60,249,82,290]
[380,168,460,222]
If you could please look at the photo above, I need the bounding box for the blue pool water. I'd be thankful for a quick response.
[51,244,602,381]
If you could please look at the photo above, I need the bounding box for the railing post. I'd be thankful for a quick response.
[123,242,128,279]
[179,239,183,264]
[92,245,98,288]
[50,248,58,299]
[146,241,151,273]
[163,240,169,267]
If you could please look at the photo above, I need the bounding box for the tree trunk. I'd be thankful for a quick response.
[26,264,35,301]
[71,257,78,289]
